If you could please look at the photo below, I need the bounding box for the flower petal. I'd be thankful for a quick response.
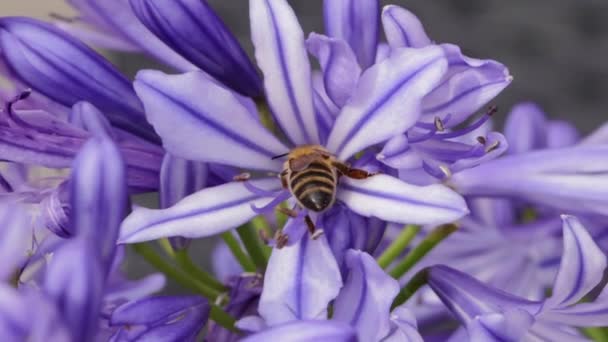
[503,102,548,154]
[381,306,423,342]
[307,33,361,108]
[44,238,104,342]
[581,122,608,146]
[134,70,287,171]
[326,46,448,160]
[543,215,607,309]
[250,0,319,145]
[546,120,579,149]
[466,309,535,342]
[0,202,30,281]
[67,0,195,71]
[381,5,431,49]
[111,295,209,341]
[69,101,115,137]
[376,134,423,170]
[129,0,262,97]
[119,178,281,244]
[540,299,608,327]
[242,320,356,342]
[427,265,541,324]
[0,17,156,142]
[338,174,468,226]
[333,250,399,341]
[420,44,512,127]
[70,133,128,265]
[160,154,208,209]
[450,146,608,216]
[259,234,342,325]
[324,0,379,69]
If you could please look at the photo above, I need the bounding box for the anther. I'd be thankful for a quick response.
[438,164,452,178]
[485,140,500,153]
[434,116,445,132]
[275,231,289,249]
[476,136,487,145]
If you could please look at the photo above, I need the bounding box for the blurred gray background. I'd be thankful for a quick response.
[3,0,608,291]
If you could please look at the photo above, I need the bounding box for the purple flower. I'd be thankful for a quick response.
[427,215,608,341]
[239,235,423,341]
[0,17,158,143]
[118,0,469,245]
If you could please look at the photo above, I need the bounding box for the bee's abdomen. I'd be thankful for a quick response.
[289,163,336,212]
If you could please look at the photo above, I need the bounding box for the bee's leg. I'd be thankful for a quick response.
[332,161,377,179]
[276,207,298,218]
[279,169,289,189]
[304,215,316,235]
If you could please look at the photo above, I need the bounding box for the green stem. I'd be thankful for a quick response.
[391,268,429,310]
[221,232,257,272]
[158,238,175,258]
[377,225,420,269]
[210,305,239,333]
[175,249,227,292]
[389,224,458,279]
[132,243,221,300]
[276,201,289,228]
[582,327,608,342]
[237,224,270,270]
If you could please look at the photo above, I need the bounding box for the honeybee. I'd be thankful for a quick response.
[275,145,376,236]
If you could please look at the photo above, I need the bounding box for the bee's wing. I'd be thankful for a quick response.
[289,154,318,172]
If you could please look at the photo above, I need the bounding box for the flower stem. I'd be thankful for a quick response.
[237,224,270,270]
[174,249,227,293]
[221,231,257,272]
[210,305,239,333]
[158,238,175,258]
[582,327,608,342]
[132,243,221,300]
[391,268,429,310]
[389,224,458,279]
[377,225,420,269]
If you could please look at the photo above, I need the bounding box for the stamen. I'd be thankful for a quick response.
[311,229,325,240]
[485,140,501,153]
[243,181,283,197]
[476,136,487,145]
[433,106,497,140]
[233,172,251,181]
[434,116,445,132]
[250,190,291,214]
[423,162,449,179]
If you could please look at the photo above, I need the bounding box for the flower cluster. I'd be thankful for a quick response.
[0,0,607,341]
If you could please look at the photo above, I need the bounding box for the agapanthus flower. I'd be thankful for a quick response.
[117,0,479,250]
[426,215,608,341]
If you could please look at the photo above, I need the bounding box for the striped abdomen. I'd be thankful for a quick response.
[289,162,337,212]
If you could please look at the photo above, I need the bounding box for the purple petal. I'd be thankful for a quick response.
[67,0,195,71]
[39,182,72,238]
[543,215,607,309]
[44,238,104,342]
[134,70,287,171]
[427,265,541,324]
[129,0,262,97]
[466,309,535,342]
[69,101,115,137]
[540,299,608,327]
[0,17,157,142]
[259,234,342,325]
[54,20,138,52]
[381,306,423,342]
[250,0,319,146]
[376,134,422,169]
[450,132,509,173]
[0,202,30,281]
[381,5,431,49]
[546,120,580,149]
[503,102,548,154]
[333,250,399,341]
[71,133,127,264]
[242,320,356,342]
[160,154,208,209]
[450,146,608,216]
[338,174,468,226]
[104,273,166,304]
[581,122,608,146]
[526,322,588,342]
[326,46,448,160]
[307,33,361,107]
[111,295,209,341]
[119,178,281,244]
[324,0,379,69]
[420,44,512,127]
[211,241,243,283]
